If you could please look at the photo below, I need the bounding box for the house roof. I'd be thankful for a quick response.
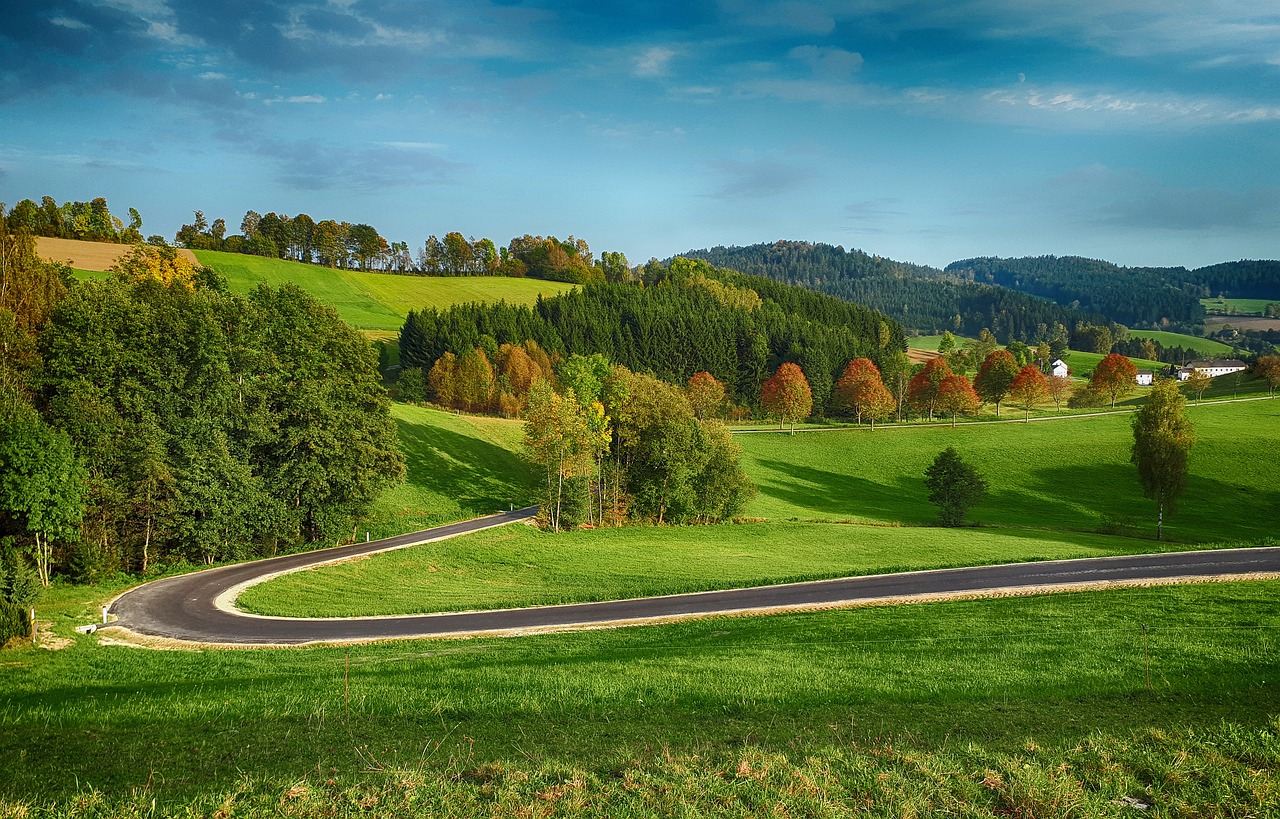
[1051,359,1067,367]
[1186,359,1246,369]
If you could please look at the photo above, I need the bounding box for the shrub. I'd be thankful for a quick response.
[0,602,31,648]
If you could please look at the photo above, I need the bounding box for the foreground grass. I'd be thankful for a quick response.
[191,250,572,331]
[738,398,1279,543]
[3,581,1278,814]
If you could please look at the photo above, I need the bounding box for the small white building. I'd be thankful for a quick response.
[1177,359,1246,381]
[1136,370,1154,386]
[1050,359,1069,378]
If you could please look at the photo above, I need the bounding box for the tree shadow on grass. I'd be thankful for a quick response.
[751,459,931,522]
[395,416,538,515]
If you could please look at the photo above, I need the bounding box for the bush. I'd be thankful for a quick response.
[1,551,40,608]
[0,602,31,647]
[395,367,427,403]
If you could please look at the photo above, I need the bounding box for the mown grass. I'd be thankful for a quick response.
[1057,349,1165,379]
[1202,297,1277,315]
[361,404,537,539]
[1128,330,1234,356]
[190,250,573,331]
[2,580,1278,814]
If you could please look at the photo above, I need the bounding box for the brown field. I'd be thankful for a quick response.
[907,347,942,364]
[36,236,198,271]
[1204,315,1280,333]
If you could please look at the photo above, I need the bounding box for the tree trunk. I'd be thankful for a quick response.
[1156,494,1164,541]
[33,531,51,587]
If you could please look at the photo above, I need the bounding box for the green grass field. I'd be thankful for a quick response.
[1129,330,1234,356]
[1202,297,1278,315]
[906,333,974,351]
[189,250,573,332]
[3,580,1277,814]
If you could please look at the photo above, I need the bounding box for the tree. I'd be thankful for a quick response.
[1090,353,1138,408]
[686,371,726,420]
[1131,379,1194,541]
[832,358,884,425]
[1008,365,1049,420]
[936,374,980,427]
[907,357,951,421]
[973,349,1020,416]
[524,382,608,531]
[924,447,987,527]
[936,331,956,356]
[1254,355,1280,397]
[1046,375,1073,413]
[760,363,812,432]
[1182,370,1212,403]
[427,352,460,407]
[0,407,86,585]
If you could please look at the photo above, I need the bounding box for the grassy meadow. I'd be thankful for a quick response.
[3,579,1279,815]
[1128,330,1234,357]
[190,250,573,332]
[1202,297,1277,315]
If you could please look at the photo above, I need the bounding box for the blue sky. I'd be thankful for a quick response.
[2,0,1277,268]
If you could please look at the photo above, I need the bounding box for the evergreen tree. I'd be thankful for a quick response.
[924,447,987,527]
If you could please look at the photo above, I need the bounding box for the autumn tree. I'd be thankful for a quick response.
[1252,355,1280,396]
[833,358,886,425]
[760,362,812,433]
[686,371,726,420]
[1131,379,1194,540]
[427,352,460,407]
[523,382,608,532]
[907,357,952,421]
[973,349,1020,416]
[1046,375,1073,413]
[111,243,202,288]
[924,447,987,527]
[1090,353,1138,408]
[1182,370,1212,403]
[936,374,980,427]
[1008,365,1049,420]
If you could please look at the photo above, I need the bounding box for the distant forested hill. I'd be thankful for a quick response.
[679,241,1105,342]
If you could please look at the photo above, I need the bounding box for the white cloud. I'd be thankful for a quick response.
[635,46,677,78]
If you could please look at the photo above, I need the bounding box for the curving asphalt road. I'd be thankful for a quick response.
[105,512,1280,647]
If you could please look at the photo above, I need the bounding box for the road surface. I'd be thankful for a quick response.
[106,514,1280,646]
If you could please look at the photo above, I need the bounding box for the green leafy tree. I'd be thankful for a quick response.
[1131,379,1194,541]
[1253,355,1280,396]
[523,382,607,531]
[924,447,987,527]
[1182,370,1212,403]
[973,349,1020,416]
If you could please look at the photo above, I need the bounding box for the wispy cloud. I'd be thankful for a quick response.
[705,159,818,199]
[635,46,677,78]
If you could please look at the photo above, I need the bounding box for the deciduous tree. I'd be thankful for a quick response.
[924,447,987,527]
[1131,379,1194,540]
[936,374,980,427]
[1008,365,1049,420]
[760,362,812,433]
[1046,374,1073,413]
[907,357,951,421]
[1253,355,1280,396]
[1182,370,1212,402]
[686,371,726,420]
[1090,353,1138,408]
[973,349,1020,416]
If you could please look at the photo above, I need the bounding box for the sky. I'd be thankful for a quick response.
[2,0,1278,269]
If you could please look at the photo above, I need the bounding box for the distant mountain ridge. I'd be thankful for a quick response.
[676,242,1280,338]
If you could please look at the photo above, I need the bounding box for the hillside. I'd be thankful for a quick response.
[678,241,1107,342]
[36,236,198,269]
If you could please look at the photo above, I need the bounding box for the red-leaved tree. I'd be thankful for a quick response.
[907,357,952,421]
[833,358,886,425]
[1008,365,1049,420]
[937,374,980,427]
[760,362,813,433]
[1091,353,1138,408]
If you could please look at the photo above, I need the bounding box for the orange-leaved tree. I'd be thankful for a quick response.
[907,357,952,421]
[1046,374,1073,413]
[1252,355,1280,396]
[1091,353,1138,408]
[833,358,888,425]
[1008,365,1049,420]
[760,362,812,433]
[937,374,980,427]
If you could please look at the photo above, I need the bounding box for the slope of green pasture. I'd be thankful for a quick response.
[191,250,571,331]
[1059,349,1164,379]
[3,581,1278,812]
[1129,330,1234,356]
[906,333,974,351]
[240,520,1213,617]
[738,399,1279,543]
[1202,297,1276,315]
[362,403,537,538]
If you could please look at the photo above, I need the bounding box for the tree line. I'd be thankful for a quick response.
[1,218,404,587]
[3,196,146,245]
[398,257,906,415]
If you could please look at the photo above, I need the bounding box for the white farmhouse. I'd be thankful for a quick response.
[1176,359,1246,381]
[1136,370,1154,386]
[1050,359,1069,378]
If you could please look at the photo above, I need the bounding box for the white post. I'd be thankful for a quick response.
[30,608,36,645]
[102,606,109,625]
[365,532,370,542]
